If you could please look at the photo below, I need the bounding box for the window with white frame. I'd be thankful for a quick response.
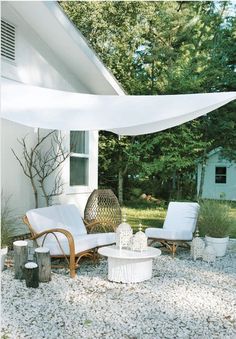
[215,166,227,184]
[70,131,89,186]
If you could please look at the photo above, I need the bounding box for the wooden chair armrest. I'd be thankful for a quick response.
[83,219,100,228]
[85,221,104,234]
[84,220,116,233]
[31,228,76,278]
[31,228,75,256]
[31,228,74,242]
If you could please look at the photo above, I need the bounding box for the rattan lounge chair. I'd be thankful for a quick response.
[145,202,200,256]
[23,204,116,278]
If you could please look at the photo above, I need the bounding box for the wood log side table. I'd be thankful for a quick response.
[98,245,161,283]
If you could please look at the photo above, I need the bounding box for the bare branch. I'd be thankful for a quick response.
[13,129,70,207]
[11,134,39,207]
[11,148,30,178]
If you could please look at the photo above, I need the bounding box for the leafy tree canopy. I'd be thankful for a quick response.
[60,1,236,201]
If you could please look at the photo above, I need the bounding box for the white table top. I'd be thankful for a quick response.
[98,245,161,260]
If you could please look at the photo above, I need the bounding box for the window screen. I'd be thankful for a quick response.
[70,157,88,186]
[70,131,89,186]
[70,131,88,154]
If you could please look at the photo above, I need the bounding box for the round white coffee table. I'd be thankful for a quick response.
[98,245,161,283]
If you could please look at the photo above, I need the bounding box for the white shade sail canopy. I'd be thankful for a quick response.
[1,77,236,135]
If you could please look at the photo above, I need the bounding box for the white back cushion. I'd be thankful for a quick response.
[163,202,200,233]
[26,204,87,237]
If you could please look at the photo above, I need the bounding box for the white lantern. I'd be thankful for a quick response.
[202,245,216,263]
[116,215,133,250]
[190,230,205,261]
[130,223,147,252]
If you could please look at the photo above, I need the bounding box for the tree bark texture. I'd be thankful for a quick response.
[24,262,39,288]
[118,168,124,206]
[13,240,28,280]
[118,153,129,206]
[35,247,51,282]
[198,163,206,199]
[30,176,38,208]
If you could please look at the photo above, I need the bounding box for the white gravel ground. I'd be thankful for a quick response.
[1,242,236,339]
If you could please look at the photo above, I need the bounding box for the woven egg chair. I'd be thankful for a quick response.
[84,189,122,233]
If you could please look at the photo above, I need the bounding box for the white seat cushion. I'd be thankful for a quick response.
[163,202,200,233]
[36,232,116,256]
[145,228,193,241]
[26,204,87,237]
[26,204,116,256]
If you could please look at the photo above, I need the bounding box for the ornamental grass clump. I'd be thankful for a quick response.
[1,194,18,248]
[198,200,232,238]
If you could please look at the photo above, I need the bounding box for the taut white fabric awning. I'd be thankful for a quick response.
[1,78,236,135]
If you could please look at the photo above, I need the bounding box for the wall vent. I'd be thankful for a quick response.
[1,20,16,61]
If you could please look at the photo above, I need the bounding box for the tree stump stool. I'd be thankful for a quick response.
[13,240,28,280]
[35,247,51,282]
[24,262,39,288]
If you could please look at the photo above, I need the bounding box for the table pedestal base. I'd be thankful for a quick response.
[108,257,152,283]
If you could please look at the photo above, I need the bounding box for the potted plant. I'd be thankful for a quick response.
[198,200,232,257]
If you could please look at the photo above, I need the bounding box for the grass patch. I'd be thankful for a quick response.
[229,207,236,238]
[122,205,166,232]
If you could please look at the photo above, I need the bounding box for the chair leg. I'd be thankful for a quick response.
[172,243,177,258]
[149,239,180,257]
[69,252,76,278]
[70,267,76,278]
[93,249,99,265]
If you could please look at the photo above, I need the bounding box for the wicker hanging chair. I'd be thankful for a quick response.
[84,189,122,233]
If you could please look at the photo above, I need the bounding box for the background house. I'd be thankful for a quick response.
[197,148,236,201]
[1,1,124,234]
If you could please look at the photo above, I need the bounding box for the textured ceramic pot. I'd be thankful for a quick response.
[205,236,229,257]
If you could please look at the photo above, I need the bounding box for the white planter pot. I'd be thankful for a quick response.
[1,247,8,271]
[205,236,229,257]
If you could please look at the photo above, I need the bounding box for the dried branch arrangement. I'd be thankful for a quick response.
[12,130,70,208]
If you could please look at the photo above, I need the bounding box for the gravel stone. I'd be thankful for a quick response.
[1,241,236,339]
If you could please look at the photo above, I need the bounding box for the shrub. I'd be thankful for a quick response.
[1,194,18,247]
[198,200,232,238]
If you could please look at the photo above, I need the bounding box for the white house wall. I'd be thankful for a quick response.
[1,2,98,229]
[197,152,236,201]
[1,120,38,215]
[1,3,88,91]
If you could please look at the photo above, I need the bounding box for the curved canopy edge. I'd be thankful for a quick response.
[1,77,236,135]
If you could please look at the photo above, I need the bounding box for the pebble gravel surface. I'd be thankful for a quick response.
[1,241,236,339]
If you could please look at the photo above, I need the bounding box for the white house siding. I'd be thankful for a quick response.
[197,151,236,201]
[1,2,98,232]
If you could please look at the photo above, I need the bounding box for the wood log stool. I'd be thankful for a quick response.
[13,240,28,280]
[35,247,51,282]
[24,262,39,288]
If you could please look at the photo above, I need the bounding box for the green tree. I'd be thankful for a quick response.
[60,1,236,202]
